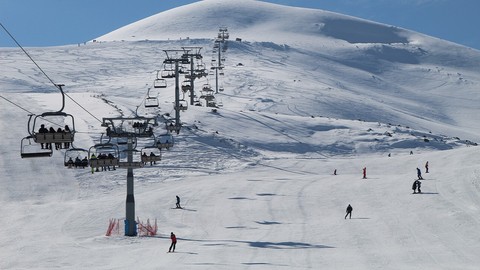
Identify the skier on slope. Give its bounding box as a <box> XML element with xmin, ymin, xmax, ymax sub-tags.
<box><xmin>345</xmin><ymin>204</ymin><xmax>353</xmax><ymax>219</ymax></box>
<box><xmin>168</xmin><ymin>232</ymin><xmax>177</xmax><ymax>252</ymax></box>
<box><xmin>176</xmin><ymin>195</ymin><xmax>181</xmax><ymax>209</ymax></box>
<box><xmin>417</xmin><ymin>168</ymin><xmax>423</xmax><ymax>180</ymax></box>
<box><xmin>412</xmin><ymin>179</ymin><xmax>422</xmax><ymax>193</ymax></box>
<box><xmin>416</xmin><ymin>180</ymin><xmax>422</xmax><ymax>193</ymax></box>
<box><xmin>362</xmin><ymin>167</ymin><xmax>367</xmax><ymax>179</ymax></box>
<box><xmin>425</xmin><ymin>161</ymin><xmax>429</xmax><ymax>173</ymax></box>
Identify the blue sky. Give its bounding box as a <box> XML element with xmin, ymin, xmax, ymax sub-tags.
<box><xmin>0</xmin><ymin>0</ymin><xmax>479</xmax><ymax>50</ymax></box>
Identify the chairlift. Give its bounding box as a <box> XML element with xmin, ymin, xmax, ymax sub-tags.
<box><xmin>153</xmin><ymin>78</ymin><xmax>167</xmax><ymax>88</ymax></box>
<box><xmin>64</xmin><ymin>148</ymin><xmax>89</xmax><ymax>169</ymax></box>
<box><xmin>161</xmin><ymin>70</ymin><xmax>175</xmax><ymax>79</ymax></box>
<box><xmin>202</xmin><ymin>84</ymin><xmax>213</xmax><ymax>92</ymax></box>
<box><xmin>30</xmin><ymin>112</ymin><xmax>75</xmax><ymax>146</ymax></box>
<box><xmin>145</xmin><ymin>97</ymin><xmax>159</xmax><ymax>108</ymax></box>
<box><xmin>207</xmin><ymin>100</ymin><xmax>218</xmax><ymax>108</ymax></box>
<box><xmin>118</xmin><ymin>149</ymin><xmax>144</xmax><ymax>169</ymax></box>
<box><xmin>175</xmin><ymin>99</ymin><xmax>188</xmax><ymax>111</ymax></box>
<box><xmin>165</xmin><ymin>121</ymin><xmax>181</xmax><ymax>133</ymax></box>
<box><xmin>104</xmin><ymin>117</ymin><xmax>156</xmax><ymax>138</ymax></box>
<box><xmin>20</xmin><ymin>136</ymin><xmax>53</xmax><ymax>158</ymax></box>
<box><xmin>196</xmin><ymin>69</ymin><xmax>208</xmax><ymax>78</ymax></box>
<box><xmin>141</xmin><ymin>146</ymin><xmax>162</xmax><ymax>165</ymax></box>
<box><xmin>116</xmin><ymin>137</ymin><xmax>128</xmax><ymax>145</ymax></box>
<box><xmin>23</xmin><ymin>84</ymin><xmax>76</xmax><ymax>157</ymax></box>
<box><xmin>88</xmin><ymin>143</ymin><xmax>120</xmax><ymax>172</ymax></box>
<box><xmin>163</xmin><ymin>63</ymin><xmax>175</xmax><ymax>71</ymax></box>
<box><xmin>181</xmin><ymin>81</ymin><xmax>192</xmax><ymax>92</ymax></box>
<box><xmin>178</xmin><ymin>66</ymin><xmax>189</xmax><ymax>74</ymax></box>
<box><xmin>156</xmin><ymin>133</ymin><xmax>175</xmax><ymax>150</ymax></box>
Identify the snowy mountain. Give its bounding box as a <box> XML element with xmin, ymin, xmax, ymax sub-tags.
<box><xmin>15</xmin><ymin>0</ymin><xmax>480</xmax><ymax>141</ymax></box>
<box><xmin>1</xmin><ymin>0</ymin><xmax>480</xmax><ymax>269</ymax></box>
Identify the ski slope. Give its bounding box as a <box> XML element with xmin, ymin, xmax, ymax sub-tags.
<box><xmin>1</xmin><ymin>0</ymin><xmax>480</xmax><ymax>269</ymax></box>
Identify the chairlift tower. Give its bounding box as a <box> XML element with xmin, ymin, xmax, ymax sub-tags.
<box><xmin>163</xmin><ymin>49</ymin><xmax>190</xmax><ymax>134</ymax></box>
<box><xmin>181</xmin><ymin>47</ymin><xmax>203</xmax><ymax>106</ymax></box>
<box><xmin>213</xmin><ymin>27</ymin><xmax>229</xmax><ymax>94</ymax></box>
<box><xmin>210</xmin><ymin>58</ymin><xmax>223</xmax><ymax>94</ymax></box>
<box><xmin>101</xmin><ymin>117</ymin><xmax>157</xmax><ymax>236</ymax></box>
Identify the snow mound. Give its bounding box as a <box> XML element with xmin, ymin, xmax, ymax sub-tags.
<box><xmin>95</xmin><ymin>0</ymin><xmax>413</xmax><ymax>46</ymax></box>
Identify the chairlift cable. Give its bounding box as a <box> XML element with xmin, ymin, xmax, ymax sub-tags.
<box><xmin>1</xmin><ymin>94</ymin><xmax>63</xmax><ymax>128</ymax></box>
<box><xmin>63</xmin><ymin>93</ymin><xmax>103</xmax><ymax>123</ymax></box>
<box><xmin>0</xmin><ymin>94</ymin><xmax>100</xmax><ymax>134</ymax></box>
<box><xmin>0</xmin><ymin>94</ymin><xmax>35</xmax><ymax>115</ymax></box>
<box><xmin>0</xmin><ymin>23</ymin><xmax>58</xmax><ymax>91</ymax></box>
<box><xmin>1</xmin><ymin>23</ymin><xmax>104</xmax><ymax>124</ymax></box>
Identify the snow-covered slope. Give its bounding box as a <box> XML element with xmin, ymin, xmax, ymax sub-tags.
<box><xmin>13</xmin><ymin>0</ymin><xmax>480</xmax><ymax>140</ymax></box>
<box><xmin>1</xmin><ymin>1</ymin><xmax>480</xmax><ymax>269</ymax></box>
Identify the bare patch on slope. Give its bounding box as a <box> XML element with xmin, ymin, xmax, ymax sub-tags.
<box><xmin>321</xmin><ymin>18</ymin><xmax>409</xmax><ymax>44</ymax></box>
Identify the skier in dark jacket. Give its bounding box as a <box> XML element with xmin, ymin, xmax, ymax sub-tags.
<box><xmin>168</xmin><ymin>232</ymin><xmax>177</xmax><ymax>252</ymax></box>
<box><xmin>412</xmin><ymin>179</ymin><xmax>422</xmax><ymax>193</ymax></box>
<box><xmin>176</xmin><ymin>195</ymin><xmax>181</xmax><ymax>209</ymax></box>
<box><xmin>416</xmin><ymin>168</ymin><xmax>423</xmax><ymax>180</ymax></box>
<box><xmin>345</xmin><ymin>204</ymin><xmax>353</xmax><ymax>219</ymax></box>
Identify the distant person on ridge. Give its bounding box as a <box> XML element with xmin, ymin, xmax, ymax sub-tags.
<box><xmin>362</xmin><ymin>167</ymin><xmax>367</xmax><ymax>179</ymax></box>
<box><xmin>345</xmin><ymin>204</ymin><xmax>353</xmax><ymax>219</ymax></box>
<box><xmin>425</xmin><ymin>161</ymin><xmax>429</xmax><ymax>173</ymax></box>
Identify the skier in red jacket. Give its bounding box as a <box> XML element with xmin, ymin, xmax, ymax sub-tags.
<box><xmin>168</xmin><ymin>232</ymin><xmax>177</xmax><ymax>252</ymax></box>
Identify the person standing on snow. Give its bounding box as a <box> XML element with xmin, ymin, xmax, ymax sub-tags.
<box><xmin>168</xmin><ymin>232</ymin><xmax>177</xmax><ymax>252</ymax></box>
<box><xmin>362</xmin><ymin>167</ymin><xmax>367</xmax><ymax>179</ymax></box>
<box><xmin>412</xmin><ymin>180</ymin><xmax>418</xmax><ymax>193</ymax></box>
<box><xmin>416</xmin><ymin>180</ymin><xmax>422</xmax><ymax>193</ymax></box>
<box><xmin>417</xmin><ymin>168</ymin><xmax>423</xmax><ymax>180</ymax></box>
<box><xmin>425</xmin><ymin>161</ymin><xmax>429</xmax><ymax>173</ymax></box>
<box><xmin>175</xmin><ymin>195</ymin><xmax>181</xmax><ymax>209</ymax></box>
<box><xmin>345</xmin><ymin>204</ymin><xmax>353</xmax><ymax>219</ymax></box>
